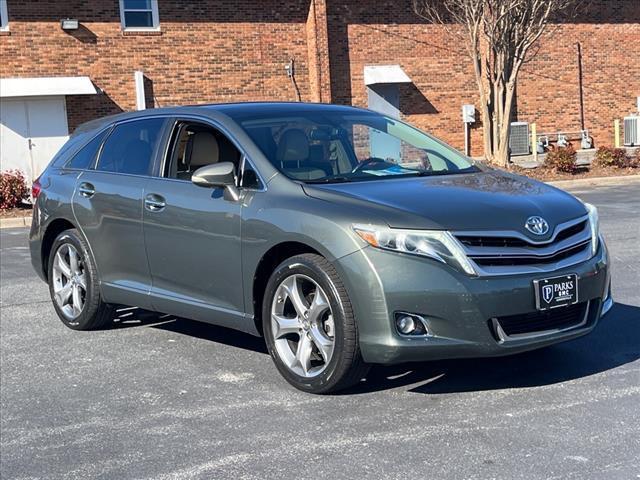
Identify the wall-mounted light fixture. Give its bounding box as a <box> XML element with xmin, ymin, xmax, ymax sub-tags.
<box><xmin>60</xmin><ymin>18</ymin><xmax>79</xmax><ymax>30</ymax></box>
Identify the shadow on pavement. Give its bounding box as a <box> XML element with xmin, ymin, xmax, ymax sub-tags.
<box><xmin>106</xmin><ymin>303</ymin><xmax>639</xmax><ymax>395</ymax></box>
<box><xmin>106</xmin><ymin>306</ymin><xmax>268</xmax><ymax>354</ymax></box>
<box><xmin>153</xmin><ymin>318</ymin><xmax>268</xmax><ymax>354</ymax></box>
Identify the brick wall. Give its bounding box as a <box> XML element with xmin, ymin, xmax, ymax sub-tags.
<box><xmin>326</xmin><ymin>0</ymin><xmax>640</xmax><ymax>155</ymax></box>
<box><xmin>1</xmin><ymin>0</ymin><xmax>313</xmax><ymax>130</ymax></box>
<box><xmin>1</xmin><ymin>0</ymin><xmax>638</xmax><ymax>156</ymax></box>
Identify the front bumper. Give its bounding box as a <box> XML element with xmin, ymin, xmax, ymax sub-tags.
<box><xmin>335</xmin><ymin>240</ymin><xmax>611</xmax><ymax>364</ymax></box>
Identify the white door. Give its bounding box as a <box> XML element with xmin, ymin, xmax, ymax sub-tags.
<box><xmin>0</xmin><ymin>100</ymin><xmax>31</xmax><ymax>177</ymax></box>
<box><xmin>0</xmin><ymin>97</ymin><xmax>69</xmax><ymax>184</ymax></box>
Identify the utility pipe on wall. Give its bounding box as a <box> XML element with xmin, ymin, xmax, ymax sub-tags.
<box><xmin>576</xmin><ymin>43</ymin><xmax>585</xmax><ymax>132</ymax></box>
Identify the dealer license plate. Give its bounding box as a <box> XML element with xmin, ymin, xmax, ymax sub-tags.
<box><xmin>533</xmin><ymin>274</ymin><xmax>578</xmax><ymax>310</ymax></box>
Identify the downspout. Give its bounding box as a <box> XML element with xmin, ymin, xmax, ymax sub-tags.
<box><xmin>576</xmin><ymin>42</ymin><xmax>585</xmax><ymax>131</ymax></box>
<box><xmin>307</xmin><ymin>0</ymin><xmax>323</xmax><ymax>102</ymax></box>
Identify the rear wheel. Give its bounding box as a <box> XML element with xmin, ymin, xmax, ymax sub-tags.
<box><xmin>263</xmin><ymin>254</ymin><xmax>369</xmax><ymax>393</ymax></box>
<box><xmin>48</xmin><ymin>229</ymin><xmax>115</xmax><ymax>330</ymax></box>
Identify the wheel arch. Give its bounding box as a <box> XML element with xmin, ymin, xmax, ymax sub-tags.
<box><xmin>41</xmin><ymin>218</ymin><xmax>78</xmax><ymax>281</ymax></box>
<box><xmin>252</xmin><ymin>241</ymin><xmax>323</xmax><ymax>335</ymax></box>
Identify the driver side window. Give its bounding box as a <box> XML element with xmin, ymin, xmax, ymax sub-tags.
<box><xmin>165</xmin><ymin>121</ymin><xmax>242</xmax><ymax>181</ymax></box>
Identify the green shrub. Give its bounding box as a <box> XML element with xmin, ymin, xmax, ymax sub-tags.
<box><xmin>0</xmin><ymin>170</ymin><xmax>29</xmax><ymax>210</ymax></box>
<box><xmin>544</xmin><ymin>146</ymin><xmax>577</xmax><ymax>173</ymax></box>
<box><xmin>593</xmin><ymin>146</ymin><xmax>628</xmax><ymax>168</ymax></box>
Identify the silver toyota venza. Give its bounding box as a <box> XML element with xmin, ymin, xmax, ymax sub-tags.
<box><xmin>30</xmin><ymin>103</ymin><xmax>612</xmax><ymax>393</ymax></box>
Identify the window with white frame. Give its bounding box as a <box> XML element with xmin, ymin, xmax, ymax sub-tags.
<box><xmin>119</xmin><ymin>0</ymin><xmax>159</xmax><ymax>30</ymax></box>
<box><xmin>0</xmin><ymin>0</ymin><xmax>9</xmax><ymax>31</ymax></box>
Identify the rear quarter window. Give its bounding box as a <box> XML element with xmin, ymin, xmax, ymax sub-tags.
<box><xmin>97</xmin><ymin>118</ymin><xmax>165</xmax><ymax>176</ymax></box>
<box><xmin>50</xmin><ymin>133</ymin><xmax>89</xmax><ymax>168</ymax></box>
<box><xmin>66</xmin><ymin>129</ymin><xmax>110</xmax><ymax>170</ymax></box>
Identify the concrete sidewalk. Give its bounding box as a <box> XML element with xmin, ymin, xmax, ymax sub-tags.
<box><xmin>548</xmin><ymin>174</ymin><xmax>640</xmax><ymax>188</ymax></box>
<box><xmin>0</xmin><ymin>216</ymin><xmax>32</xmax><ymax>229</ymax></box>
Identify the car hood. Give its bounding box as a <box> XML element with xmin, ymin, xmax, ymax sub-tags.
<box><xmin>302</xmin><ymin>170</ymin><xmax>587</xmax><ymax>234</ymax></box>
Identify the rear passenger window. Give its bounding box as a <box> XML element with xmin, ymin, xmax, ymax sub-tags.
<box><xmin>97</xmin><ymin>118</ymin><xmax>165</xmax><ymax>175</ymax></box>
<box><xmin>67</xmin><ymin>129</ymin><xmax>109</xmax><ymax>170</ymax></box>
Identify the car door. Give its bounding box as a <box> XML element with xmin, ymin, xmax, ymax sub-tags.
<box><xmin>72</xmin><ymin>117</ymin><xmax>167</xmax><ymax>309</ymax></box>
<box><xmin>142</xmin><ymin>119</ymin><xmax>248</xmax><ymax>331</ymax></box>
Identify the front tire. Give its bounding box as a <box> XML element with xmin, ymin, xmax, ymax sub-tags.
<box><xmin>263</xmin><ymin>254</ymin><xmax>369</xmax><ymax>394</ymax></box>
<box><xmin>48</xmin><ymin>228</ymin><xmax>115</xmax><ymax>330</ymax></box>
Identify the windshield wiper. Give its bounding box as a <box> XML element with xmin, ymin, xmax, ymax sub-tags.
<box><xmin>305</xmin><ymin>176</ymin><xmax>353</xmax><ymax>184</ymax></box>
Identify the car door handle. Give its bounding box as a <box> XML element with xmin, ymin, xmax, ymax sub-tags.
<box><xmin>144</xmin><ymin>194</ymin><xmax>166</xmax><ymax>212</ymax></box>
<box><xmin>78</xmin><ymin>182</ymin><xmax>95</xmax><ymax>198</ymax></box>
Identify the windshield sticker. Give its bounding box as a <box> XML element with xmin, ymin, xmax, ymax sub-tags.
<box><xmin>362</xmin><ymin>165</ymin><xmax>416</xmax><ymax>176</ymax></box>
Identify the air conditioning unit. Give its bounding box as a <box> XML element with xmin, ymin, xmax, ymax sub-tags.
<box><xmin>509</xmin><ymin>122</ymin><xmax>530</xmax><ymax>156</ymax></box>
<box><xmin>624</xmin><ymin>116</ymin><xmax>640</xmax><ymax>146</ymax></box>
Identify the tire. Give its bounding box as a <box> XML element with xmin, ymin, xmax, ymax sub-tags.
<box><xmin>47</xmin><ymin>228</ymin><xmax>115</xmax><ymax>330</ymax></box>
<box><xmin>262</xmin><ymin>253</ymin><xmax>369</xmax><ymax>394</ymax></box>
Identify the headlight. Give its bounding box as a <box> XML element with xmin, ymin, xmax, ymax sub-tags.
<box><xmin>585</xmin><ymin>202</ymin><xmax>599</xmax><ymax>256</ymax></box>
<box><xmin>353</xmin><ymin>224</ymin><xmax>477</xmax><ymax>275</ymax></box>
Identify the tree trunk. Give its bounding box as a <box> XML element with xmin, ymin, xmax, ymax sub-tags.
<box><xmin>495</xmin><ymin>81</ymin><xmax>517</xmax><ymax>167</ymax></box>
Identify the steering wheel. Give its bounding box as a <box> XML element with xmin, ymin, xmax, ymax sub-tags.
<box><xmin>351</xmin><ymin>157</ymin><xmax>388</xmax><ymax>173</ymax></box>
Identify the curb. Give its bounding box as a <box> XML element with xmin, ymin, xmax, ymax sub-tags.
<box><xmin>547</xmin><ymin>174</ymin><xmax>640</xmax><ymax>188</ymax></box>
<box><xmin>0</xmin><ymin>216</ymin><xmax>32</xmax><ymax>229</ymax></box>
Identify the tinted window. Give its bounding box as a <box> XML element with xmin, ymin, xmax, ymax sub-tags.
<box><xmin>67</xmin><ymin>129</ymin><xmax>109</xmax><ymax>170</ymax></box>
<box><xmin>97</xmin><ymin>118</ymin><xmax>165</xmax><ymax>175</ymax></box>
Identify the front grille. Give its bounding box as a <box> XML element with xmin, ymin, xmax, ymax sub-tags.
<box><xmin>457</xmin><ymin>221</ymin><xmax>586</xmax><ymax>249</ymax></box>
<box><xmin>493</xmin><ymin>302</ymin><xmax>588</xmax><ymax>337</ymax></box>
<box><xmin>454</xmin><ymin>216</ymin><xmax>591</xmax><ymax>275</ymax></box>
<box><xmin>472</xmin><ymin>241</ymin><xmax>590</xmax><ymax>267</ymax></box>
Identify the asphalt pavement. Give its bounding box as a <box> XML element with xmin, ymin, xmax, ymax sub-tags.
<box><xmin>1</xmin><ymin>181</ymin><xmax>639</xmax><ymax>479</ymax></box>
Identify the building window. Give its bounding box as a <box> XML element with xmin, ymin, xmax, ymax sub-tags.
<box><xmin>0</xmin><ymin>0</ymin><xmax>9</xmax><ymax>31</ymax></box>
<box><xmin>119</xmin><ymin>0</ymin><xmax>159</xmax><ymax>31</ymax></box>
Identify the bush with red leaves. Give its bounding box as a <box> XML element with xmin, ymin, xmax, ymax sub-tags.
<box><xmin>593</xmin><ymin>146</ymin><xmax>629</xmax><ymax>168</ymax></box>
<box><xmin>0</xmin><ymin>170</ymin><xmax>29</xmax><ymax>210</ymax></box>
<box><xmin>544</xmin><ymin>146</ymin><xmax>577</xmax><ymax>173</ymax></box>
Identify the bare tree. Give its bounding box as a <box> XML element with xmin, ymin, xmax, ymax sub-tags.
<box><xmin>413</xmin><ymin>0</ymin><xmax>581</xmax><ymax>166</ymax></box>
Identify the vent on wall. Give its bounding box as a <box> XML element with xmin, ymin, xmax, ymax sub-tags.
<box><xmin>509</xmin><ymin>122</ymin><xmax>530</xmax><ymax>156</ymax></box>
<box><xmin>624</xmin><ymin>116</ymin><xmax>640</xmax><ymax>147</ymax></box>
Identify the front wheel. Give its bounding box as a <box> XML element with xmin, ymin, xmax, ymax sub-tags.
<box><xmin>262</xmin><ymin>254</ymin><xmax>369</xmax><ymax>394</ymax></box>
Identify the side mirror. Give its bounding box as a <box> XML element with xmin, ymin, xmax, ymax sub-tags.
<box><xmin>192</xmin><ymin>162</ymin><xmax>239</xmax><ymax>201</ymax></box>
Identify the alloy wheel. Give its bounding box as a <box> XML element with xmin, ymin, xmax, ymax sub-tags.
<box><xmin>270</xmin><ymin>274</ymin><xmax>335</xmax><ymax>378</ymax></box>
<box><xmin>52</xmin><ymin>243</ymin><xmax>87</xmax><ymax>319</ymax></box>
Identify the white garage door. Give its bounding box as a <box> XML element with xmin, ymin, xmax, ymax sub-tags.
<box><xmin>0</xmin><ymin>96</ymin><xmax>69</xmax><ymax>184</ymax></box>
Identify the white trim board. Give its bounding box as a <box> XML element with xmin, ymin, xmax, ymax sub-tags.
<box><xmin>0</xmin><ymin>76</ymin><xmax>97</xmax><ymax>98</ymax></box>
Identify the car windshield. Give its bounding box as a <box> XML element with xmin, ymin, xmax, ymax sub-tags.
<box><xmin>232</xmin><ymin>109</ymin><xmax>480</xmax><ymax>183</ymax></box>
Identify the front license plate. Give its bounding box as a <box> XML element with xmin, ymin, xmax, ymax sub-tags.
<box><xmin>533</xmin><ymin>274</ymin><xmax>578</xmax><ymax>310</ymax></box>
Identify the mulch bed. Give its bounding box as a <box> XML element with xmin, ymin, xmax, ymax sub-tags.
<box><xmin>509</xmin><ymin>164</ymin><xmax>640</xmax><ymax>182</ymax></box>
<box><xmin>0</xmin><ymin>204</ymin><xmax>33</xmax><ymax>219</ymax></box>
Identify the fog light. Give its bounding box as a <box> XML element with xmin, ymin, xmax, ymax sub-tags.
<box><xmin>397</xmin><ymin>315</ymin><xmax>416</xmax><ymax>334</ymax></box>
<box><xmin>395</xmin><ymin>312</ymin><xmax>430</xmax><ymax>336</ymax></box>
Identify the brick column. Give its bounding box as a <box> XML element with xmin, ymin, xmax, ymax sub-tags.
<box><xmin>306</xmin><ymin>0</ymin><xmax>332</xmax><ymax>103</ymax></box>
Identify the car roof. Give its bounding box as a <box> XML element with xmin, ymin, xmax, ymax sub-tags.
<box><xmin>200</xmin><ymin>101</ymin><xmax>371</xmax><ymax>115</ymax></box>
<box><xmin>72</xmin><ymin>102</ymin><xmax>374</xmax><ymax>135</ymax></box>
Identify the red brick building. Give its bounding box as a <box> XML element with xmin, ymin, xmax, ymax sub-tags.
<box><xmin>1</xmin><ymin>0</ymin><xmax>639</xmax><ymax>183</ymax></box>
